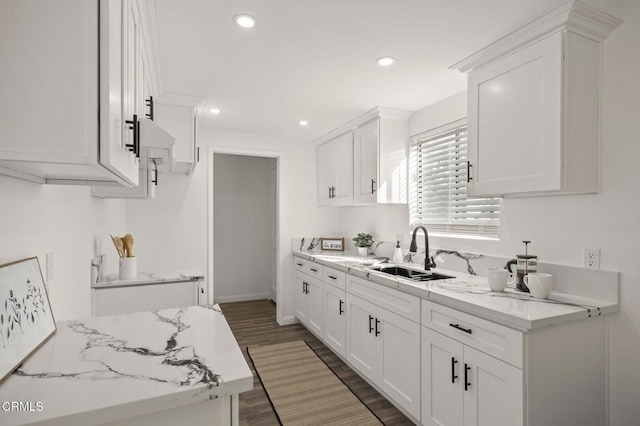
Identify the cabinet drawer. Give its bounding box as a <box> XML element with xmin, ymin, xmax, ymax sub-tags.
<box><xmin>422</xmin><ymin>300</ymin><xmax>523</xmax><ymax>368</ymax></box>
<box><xmin>304</xmin><ymin>262</ymin><xmax>324</xmax><ymax>279</ymax></box>
<box><xmin>324</xmin><ymin>266</ymin><xmax>346</xmax><ymax>290</ymax></box>
<box><xmin>347</xmin><ymin>275</ymin><xmax>420</xmax><ymax>323</ymax></box>
<box><xmin>294</xmin><ymin>256</ymin><xmax>306</xmax><ymax>272</ymax></box>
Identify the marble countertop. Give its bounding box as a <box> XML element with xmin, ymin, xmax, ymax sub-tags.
<box><xmin>0</xmin><ymin>305</ymin><xmax>253</xmax><ymax>425</ymax></box>
<box><xmin>294</xmin><ymin>250</ymin><xmax>618</xmax><ymax>331</ymax></box>
<box><xmin>93</xmin><ymin>271</ymin><xmax>204</xmax><ymax>289</ymax></box>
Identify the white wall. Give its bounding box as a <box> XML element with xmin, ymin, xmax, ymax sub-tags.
<box><xmin>0</xmin><ymin>176</ymin><xmax>126</xmax><ymax>320</ymax></box>
<box><xmin>213</xmin><ymin>154</ymin><xmax>275</xmax><ymax>302</ymax></box>
<box><xmin>338</xmin><ymin>2</ymin><xmax>640</xmax><ymax>423</ymax></box>
<box><xmin>124</xmin><ymin>126</ymin><xmax>341</xmax><ymax>324</ymax></box>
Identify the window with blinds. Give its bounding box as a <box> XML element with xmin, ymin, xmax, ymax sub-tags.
<box><xmin>409</xmin><ymin>119</ymin><xmax>500</xmax><ymax>238</ymax></box>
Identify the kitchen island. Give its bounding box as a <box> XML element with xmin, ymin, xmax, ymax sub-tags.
<box><xmin>0</xmin><ymin>305</ymin><xmax>252</xmax><ymax>426</ymax></box>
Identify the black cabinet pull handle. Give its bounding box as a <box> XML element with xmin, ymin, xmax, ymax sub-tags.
<box><xmin>197</xmin><ymin>146</ymin><xmax>200</xmax><ymax>163</ymax></box>
<box><xmin>328</xmin><ymin>275</ymin><xmax>337</xmax><ymax>280</ymax></box>
<box><xmin>451</xmin><ymin>358</ymin><xmax>458</xmax><ymax>383</ymax></box>
<box><xmin>145</xmin><ymin>96</ymin><xmax>154</xmax><ymax>120</ymax></box>
<box><xmin>339</xmin><ymin>300</ymin><xmax>344</xmax><ymax>315</ymax></box>
<box><xmin>125</xmin><ymin>114</ymin><xmax>140</xmax><ymax>157</ymax></box>
<box><xmin>467</xmin><ymin>161</ymin><xmax>472</xmax><ymax>182</ymax></box>
<box><xmin>329</xmin><ymin>186</ymin><xmax>332</xmax><ymax>199</ymax></box>
<box><xmin>303</xmin><ymin>281</ymin><xmax>308</xmax><ymax>294</ymax></box>
<box><xmin>151</xmin><ymin>161</ymin><xmax>158</xmax><ymax>186</ymax></box>
<box><xmin>375</xmin><ymin>318</ymin><xmax>381</xmax><ymax>336</ymax></box>
<box><xmin>310</xmin><ymin>267</ymin><xmax>318</xmax><ymax>272</ymax></box>
<box><xmin>449</xmin><ymin>323</ymin><xmax>472</xmax><ymax>334</ymax></box>
<box><xmin>296</xmin><ymin>262</ymin><xmax>303</xmax><ymax>267</ymax></box>
<box><xmin>371</xmin><ymin>178</ymin><xmax>376</xmax><ymax>193</ymax></box>
<box><xmin>464</xmin><ymin>364</ymin><xmax>471</xmax><ymax>390</ymax></box>
<box><xmin>368</xmin><ymin>315</ymin><xmax>374</xmax><ymax>333</ymax></box>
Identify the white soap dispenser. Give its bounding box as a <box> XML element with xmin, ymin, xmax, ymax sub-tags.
<box><xmin>392</xmin><ymin>241</ymin><xmax>403</xmax><ymax>264</ymax></box>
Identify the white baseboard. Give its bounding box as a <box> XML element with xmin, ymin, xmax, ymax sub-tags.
<box><xmin>278</xmin><ymin>315</ymin><xmax>298</xmax><ymax>326</ymax></box>
<box><xmin>214</xmin><ymin>292</ymin><xmax>270</xmax><ymax>304</ymax></box>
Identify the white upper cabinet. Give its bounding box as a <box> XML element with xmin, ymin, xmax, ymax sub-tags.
<box><xmin>317</xmin><ymin>107</ymin><xmax>410</xmax><ymax>207</ymax></box>
<box><xmin>317</xmin><ymin>131</ymin><xmax>354</xmax><ymax>206</ymax></box>
<box><xmin>354</xmin><ymin>110</ymin><xmax>411</xmax><ymax>204</ymax></box>
<box><xmin>0</xmin><ymin>0</ymin><xmax>154</xmax><ymax>186</ymax></box>
<box><xmin>155</xmin><ymin>103</ymin><xmax>200</xmax><ymax>174</ymax></box>
<box><xmin>452</xmin><ymin>2</ymin><xmax>621</xmax><ymax>197</ymax></box>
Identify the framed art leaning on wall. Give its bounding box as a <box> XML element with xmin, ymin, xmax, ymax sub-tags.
<box><xmin>0</xmin><ymin>257</ymin><xmax>56</xmax><ymax>383</ymax></box>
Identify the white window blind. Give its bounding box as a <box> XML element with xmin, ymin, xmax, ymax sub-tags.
<box><xmin>409</xmin><ymin>119</ymin><xmax>500</xmax><ymax>238</ymax></box>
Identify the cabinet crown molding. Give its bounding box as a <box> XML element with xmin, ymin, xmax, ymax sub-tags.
<box><xmin>313</xmin><ymin>106</ymin><xmax>411</xmax><ymax>146</ymax></box>
<box><xmin>450</xmin><ymin>0</ymin><xmax>622</xmax><ymax>74</ymax></box>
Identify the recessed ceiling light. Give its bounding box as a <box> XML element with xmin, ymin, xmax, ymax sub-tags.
<box><xmin>299</xmin><ymin>120</ymin><xmax>309</xmax><ymax>126</ymax></box>
<box><xmin>376</xmin><ymin>56</ymin><xmax>396</xmax><ymax>67</ymax></box>
<box><xmin>210</xmin><ymin>108</ymin><xmax>221</xmax><ymax>115</ymax></box>
<box><xmin>234</xmin><ymin>14</ymin><xmax>256</xmax><ymax>28</ymax></box>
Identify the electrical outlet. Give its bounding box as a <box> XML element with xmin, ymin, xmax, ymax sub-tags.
<box><xmin>583</xmin><ymin>248</ymin><xmax>600</xmax><ymax>269</ymax></box>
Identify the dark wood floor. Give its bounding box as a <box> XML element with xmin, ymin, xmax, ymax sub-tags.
<box><xmin>219</xmin><ymin>299</ymin><xmax>414</xmax><ymax>426</ymax></box>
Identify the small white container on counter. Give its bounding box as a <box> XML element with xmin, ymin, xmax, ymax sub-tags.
<box><xmin>119</xmin><ymin>257</ymin><xmax>137</xmax><ymax>280</ymax></box>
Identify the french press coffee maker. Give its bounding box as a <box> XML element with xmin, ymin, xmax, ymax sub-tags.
<box><xmin>505</xmin><ymin>240</ymin><xmax>538</xmax><ymax>292</ymax></box>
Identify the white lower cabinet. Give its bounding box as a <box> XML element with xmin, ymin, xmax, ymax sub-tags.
<box><xmin>346</xmin><ymin>293</ymin><xmax>421</xmax><ymax>419</ymax></box>
<box><xmin>293</xmin><ymin>259</ymin><xmax>607</xmax><ymax>426</ymax></box>
<box><xmin>323</xmin><ymin>283</ymin><xmax>346</xmax><ymax>357</ymax></box>
<box><xmin>294</xmin><ymin>274</ymin><xmax>309</xmax><ymax>324</ymax></box>
<box><xmin>421</xmin><ymin>327</ymin><xmax>522</xmax><ymax>426</ymax></box>
<box><xmin>294</xmin><ymin>272</ymin><xmax>323</xmax><ymax>336</ymax></box>
<box><xmin>346</xmin><ymin>293</ymin><xmax>378</xmax><ymax>380</ymax></box>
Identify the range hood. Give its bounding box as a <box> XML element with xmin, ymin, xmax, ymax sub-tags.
<box><xmin>139</xmin><ymin>119</ymin><xmax>176</xmax><ymax>172</ymax></box>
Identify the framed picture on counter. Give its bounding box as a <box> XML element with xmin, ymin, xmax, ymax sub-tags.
<box><xmin>320</xmin><ymin>237</ymin><xmax>345</xmax><ymax>251</ymax></box>
<box><xmin>0</xmin><ymin>257</ymin><xmax>56</xmax><ymax>383</ymax></box>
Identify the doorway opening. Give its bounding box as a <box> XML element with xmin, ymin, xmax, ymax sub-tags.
<box><xmin>211</xmin><ymin>153</ymin><xmax>278</xmax><ymax>304</ymax></box>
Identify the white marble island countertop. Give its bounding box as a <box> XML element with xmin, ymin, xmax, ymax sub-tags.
<box><xmin>0</xmin><ymin>305</ymin><xmax>252</xmax><ymax>426</ymax></box>
<box><xmin>294</xmin><ymin>250</ymin><xmax>619</xmax><ymax>331</ymax></box>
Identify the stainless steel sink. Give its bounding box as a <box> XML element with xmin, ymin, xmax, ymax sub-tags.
<box><xmin>368</xmin><ymin>266</ymin><xmax>454</xmax><ymax>282</ymax></box>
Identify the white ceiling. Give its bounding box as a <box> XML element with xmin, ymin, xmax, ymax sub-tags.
<box><xmin>154</xmin><ymin>0</ymin><xmax>569</xmax><ymax>142</ymax></box>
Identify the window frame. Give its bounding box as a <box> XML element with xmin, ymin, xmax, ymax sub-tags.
<box><xmin>409</xmin><ymin>118</ymin><xmax>500</xmax><ymax>239</ymax></box>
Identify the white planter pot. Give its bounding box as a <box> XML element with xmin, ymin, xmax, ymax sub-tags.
<box><xmin>357</xmin><ymin>247</ymin><xmax>368</xmax><ymax>257</ymax></box>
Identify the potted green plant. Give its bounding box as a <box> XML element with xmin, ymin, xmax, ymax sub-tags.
<box><xmin>353</xmin><ymin>233</ymin><xmax>373</xmax><ymax>257</ymax></box>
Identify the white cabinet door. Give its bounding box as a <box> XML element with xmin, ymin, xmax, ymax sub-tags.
<box><xmin>100</xmin><ymin>0</ymin><xmax>139</xmax><ymax>185</ymax></box>
<box><xmin>422</xmin><ymin>327</ymin><xmax>464</xmax><ymax>426</ymax></box>
<box><xmin>0</xmin><ymin>0</ymin><xmax>138</xmax><ymax>185</ymax></box>
<box><xmin>323</xmin><ymin>284</ymin><xmax>346</xmax><ymax>357</ymax></box>
<box><xmin>354</xmin><ymin>118</ymin><xmax>379</xmax><ymax>204</ymax></box>
<box><xmin>377</xmin><ymin>307</ymin><xmax>421</xmax><ymax>419</ymax></box>
<box><xmin>467</xmin><ymin>32</ymin><xmax>563</xmax><ymax>196</ymax></box>
<box><xmin>317</xmin><ymin>139</ymin><xmax>335</xmax><ymax>205</ymax></box>
<box><xmin>317</xmin><ymin>131</ymin><xmax>353</xmax><ymax>206</ymax></box>
<box><xmin>333</xmin><ymin>132</ymin><xmax>354</xmax><ymax>204</ymax></box>
<box><xmin>345</xmin><ymin>294</ymin><xmax>377</xmax><ymax>381</ymax></box>
<box><xmin>463</xmin><ymin>346</ymin><xmax>523</xmax><ymax>426</ymax></box>
<box><xmin>294</xmin><ymin>274</ymin><xmax>309</xmax><ymax>325</ymax></box>
<box><xmin>307</xmin><ymin>277</ymin><xmax>323</xmax><ymax>336</ymax></box>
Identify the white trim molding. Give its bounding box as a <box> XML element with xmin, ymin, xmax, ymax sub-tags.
<box><xmin>451</xmin><ymin>0</ymin><xmax>622</xmax><ymax>74</ymax></box>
